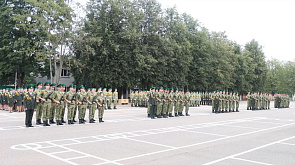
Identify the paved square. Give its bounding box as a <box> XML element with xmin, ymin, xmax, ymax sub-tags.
<box><xmin>1</xmin><ymin>101</ymin><xmax>295</xmax><ymax>165</ymax></box>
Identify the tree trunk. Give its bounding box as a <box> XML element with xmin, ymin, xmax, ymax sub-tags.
<box><xmin>49</xmin><ymin>54</ymin><xmax>53</xmax><ymax>84</ymax></box>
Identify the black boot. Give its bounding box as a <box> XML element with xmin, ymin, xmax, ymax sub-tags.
<box><xmin>90</xmin><ymin>119</ymin><xmax>95</xmax><ymax>123</ymax></box>
<box><xmin>114</xmin><ymin>107</ymin><xmax>117</xmax><ymax>109</ymax></box>
<box><xmin>175</xmin><ymin>113</ymin><xmax>179</xmax><ymax>117</ymax></box>
<box><xmin>157</xmin><ymin>115</ymin><xmax>162</xmax><ymax>118</ymax></box>
<box><xmin>71</xmin><ymin>120</ymin><xmax>75</xmax><ymax>124</ymax></box>
<box><xmin>68</xmin><ymin>120</ymin><xmax>71</xmax><ymax>125</ymax></box>
<box><xmin>59</xmin><ymin>120</ymin><xmax>63</xmax><ymax>125</ymax></box>
<box><xmin>36</xmin><ymin>120</ymin><xmax>41</xmax><ymax>125</ymax></box>
<box><xmin>49</xmin><ymin>119</ymin><xmax>56</xmax><ymax>124</ymax></box>
<box><xmin>82</xmin><ymin>119</ymin><xmax>86</xmax><ymax>123</ymax></box>
<box><xmin>169</xmin><ymin>113</ymin><xmax>174</xmax><ymax>117</ymax></box>
<box><xmin>99</xmin><ymin>118</ymin><xmax>104</xmax><ymax>122</ymax></box>
<box><xmin>147</xmin><ymin>114</ymin><xmax>150</xmax><ymax>117</ymax></box>
<box><xmin>179</xmin><ymin>112</ymin><xmax>184</xmax><ymax>116</ymax></box>
<box><xmin>79</xmin><ymin>119</ymin><xmax>84</xmax><ymax>124</ymax></box>
<box><xmin>131</xmin><ymin>104</ymin><xmax>134</xmax><ymax>107</ymax></box>
<box><xmin>163</xmin><ymin>114</ymin><xmax>168</xmax><ymax>118</ymax></box>
<box><xmin>93</xmin><ymin>119</ymin><xmax>96</xmax><ymax>121</ymax></box>
<box><xmin>73</xmin><ymin>118</ymin><xmax>77</xmax><ymax>122</ymax></box>
<box><xmin>56</xmin><ymin>120</ymin><xmax>60</xmax><ymax>125</ymax></box>
<box><xmin>43</xmin><ymin>120</ymin><xmax>50</xmax><ymax>126</ymax></box>
<box><xmin>186</xmin><ymin>113</ymin><xmax>190</xmax><ymax>116</ymax></box>
<box><xmin>108</xmin><ymin>107</ymin><xmax>112</xmax><ymax>110</ymax></box>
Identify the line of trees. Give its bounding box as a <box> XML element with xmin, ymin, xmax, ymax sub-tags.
<box><xmin>0</xmin><ymin>0</ymin><xmax>294</xmax><ymax>95</ymax></box>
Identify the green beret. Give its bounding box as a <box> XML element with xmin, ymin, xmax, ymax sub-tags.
<box><xmin>27</xmin><ymin>84</ymin><xmax>34</xmax><ymax>89</ymax></box>
<box><xmin>100</xmin><ymin>91</ymin><xmax>103</xmax><ymax>94</ymax></box>
<box><xmin>114</xmin><ymin>88</ymin><xmax>117</xmax><ymax>90</ymax></box>
<box><xmin>37</xmin><ymin>82</ymin><xmax>43</xmax><ymax>86</ymax></box>
<box><xmin>50</xmin><ymin>83</ymin><xmax>56</xmax><ymax>86</ymax></box>
<box><xmin>69</xmin><ymin>84</ymin><xmax>74</xmax><ymax>88</ymax></box>
<box><xmin>159</xmin><ymin>86</ymin><xmax>163</xmax><ymax>89</ymax></box>
<box><xmin>170</xmin><ymin>88</ymin><xmax>174</xmax><ymax>90</ymax></box>
<box><xmin>152</xmin><ymin>87</ymin><xmax>155</xmax><ymax>89</ymax></box>
<box><xmin>57</xmin><ymin>84</ymin><xmax>62</xmax><ymax>87</ymax></box>
<box><xmin>108</xmin><ymin>88</ymin><xmax>112</xmax><ymax>90</ymax></box>
<box><xmin>103</xmin><ymin>88</ymin><xmax>106</xmax><ymax>90</ymax></box>
<box><xmin>44</xmin><ymin>82</ymin><xmax>50</xmax><ymax>86</ymax></box>
<box><xmin>97</xmin><ymin>87</ymin><xmax>101</xmax><ymax>90</ymax></box>
<box><xmin>73</xmin><ymin>85</ymin><xmax>76</xmax><ymax>88</ymax></box>
<box><xmin>175</xmin><ymin>88</ymin><xmax>178</xmax><ymax>90</ymax></box>
<box><xmin>79</xmin><ymin>85</ymin><xmax>85</xmax><ymax>89</ymax></box>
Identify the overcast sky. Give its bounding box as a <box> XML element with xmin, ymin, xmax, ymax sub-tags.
<box><xmin>77</xmin><ymin>0</ymin><xmax>295</xmax><ymax>62</ymax></box>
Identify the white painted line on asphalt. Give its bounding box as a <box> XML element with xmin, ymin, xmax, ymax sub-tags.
<box><xmin>202</xmin><ymin>135</ymin><xmax>295</xmax><ymax>165</ymax></box>
<box><xmin>182</xmin><ymin>130</ymin><xmax>228</xmax><ymax>137</ymax></box>
<box><xmin>231</xmin><ymin>157</ymin><xmax>274</xmax><ymax>165</ymax></box>
<box><xmin>47</xmin><ymin>142</ymin><xmax>124</xmax><ymax>165</ymax></box>
<box><xmin>279</xmin><ymin>142</ymin><xmax>295</xmax><ymax>146</ymax></box>
<box><xmin>221</xmin><ymin>125</ymin><xmax>260</xmax><ymax>130</ymax></box>
<box><xmin>66</xmin><ymin>155</ymin><xmax>89</xmax><ymax>161</ymax></box>
<box><xmin>49</xmin><ymin>150</ymin><xmax>72</xmax><ymax>155</ymax></box>
<box><xmin>112</xmin><ymin>123</ymin><xmax>295</xmax><ymax>163</ymax></box>
<box><xmin>124</xmin><ymin>137</ymin><xmax>177</xmax><ymax>149</ymax></box>
<box><xmin>251</xmin><ymin>120</ymin><xmax>286</xmax><ymax>125</ymax></box>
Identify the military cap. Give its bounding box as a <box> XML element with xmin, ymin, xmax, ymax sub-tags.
<box><xmin>73</xmin><ymin>85</ymin><xmax>77</xmax><ymax>88</ymax></box>
<box><xmin>152</xmin><ymin>87</ymin><xmax>156</xmax><ymax>89</ymax></box>
<box><xmin>150</xmin><ymin>86</ymin><xmax>154</xmax><ymax>89</ymax></box>
<box><xmin>103</xmin><ymin>88</ymin><xmax>106</xmax><ymax>90</ymax></box>
<box><xmin>50</xmin><ymin>83</ymin><xmax>56</xmax><ymax>86</ymax></box>
<box><xmin>175</xmin><ymin>88</ymin><xmax>178</xmax><ymax>90</ymax></box>
<box><xmin>108</xmin><ymin>88</ymin><xmax>112</xmax><ymax>90</ymax></box>
<box><xmin>37</xmin><ymin>82</ymin><xmax>43</xmax><ymax>86</ymax></box>
<box><xmin>79</xmin><ymin>85</ymin><xmax>85</xmax><ymax>89</ymax></box>
<box><xmin>186</xmin><ymin>90</ymin><xmax>189</xmax><ymax>92</ymax></box>
<box><xmin>97</xmin><ymin>87</ymin><xmax>101</xmax><ymax>90</ymax></box>
<box><xmin>100</xmin><ymin>91</ymin><xmax>103</xmax><ymax>94</ymax></box>
<box><xmin>69</xmin><ymin>84</ymin><xmax>74</xmax><ymax>88</ymax></box>
<box><xmin>57</xmin><ymin>84</ymin><xmax>62</xmax><ymax>87</ymax></box>
<box><xmin>44</xmin><ymin>82</ymin><xmax>50</xmax><ymax>86</ymax></box>
<box><xmin>26</xmin><ymin>84</ymin><xmax>34</xmax><ymax>89</ymax></box>
<box><xmin>114</xmin><ymin>88</ymin><xmax>117</xmax><ymax>90</ymax></box>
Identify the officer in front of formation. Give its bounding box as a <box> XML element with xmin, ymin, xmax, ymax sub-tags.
<box><xmin>24</xmin><ymin>84</ymin><xmax>36</xmax><ymax>127</ymax></box>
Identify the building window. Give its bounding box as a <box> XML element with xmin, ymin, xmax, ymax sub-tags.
<box><xmin>61</xmin><ymin>69</ymin><xmax>70</xmax><ymax>77</ymax></box>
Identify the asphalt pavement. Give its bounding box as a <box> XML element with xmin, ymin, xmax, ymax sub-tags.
<box><xmin>1</xmin><ymin>101</ymin><xmax>295</xmax><ymax>165</ymax></box>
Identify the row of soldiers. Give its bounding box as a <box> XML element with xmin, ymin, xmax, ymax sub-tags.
<box><xmin>130</xmin><ymin>89</ymin><xmax>202</xmax><ymax>108</ymax></box>
<box><xmin>138</xmin><ymin>87</ymin><xmax>192</xmax><ymax>119</ymax></box>
<box><xmin>274</xmin><ymin>93</ymin><xmax>290</xmax><ymax>108</ymax></box>
<box><xmin>0</xmin><ymin>88</ymin><xmax>28</xmax><ymax>113</ymax></box>
<box><xmin>9</xmin><ymin>82</ymin><xmax>119</xmax><ymax>127</ymax></box>
<box><xmin>211</xmin><ymin>90</ymin><xmax>240</xmax><ymax>113</ymax></box>
<box><xmin>246</xmin><ymin>92</ymin><xmax>271</xmax><ymax>110</ymax></box>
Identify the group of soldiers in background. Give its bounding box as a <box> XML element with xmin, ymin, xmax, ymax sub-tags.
<box><xmin>0</xmin><ymin>87</ymin><xmax>28</xmax><ymax>113</ymax></box>
<box><xmin>130</xmin><ymin>89</ymin><xmax>202</xmax><ymax>108</ymax></box>
<box><xmin>246</xmin><ymin>92</ymin><xmax>271</xmax><ymax>110</ymax></box>
<box><xmin>1</xmin><ymin>82</ymin><xmax>119</xmax><ymax>127</ymax></box>
<box><xmin>274</xmin><ymin>93</ymin><xmax>290</xmax><ymax>108</ymax></box>
<box><xmin>143</xmin><ymin>87</ymin><xmax>192</xmax><ymax>119</ymax></box>
<box><xmin>211</xmin><ymin>90</ymin><xmax>240</xmax><ymax>113</ymax></box>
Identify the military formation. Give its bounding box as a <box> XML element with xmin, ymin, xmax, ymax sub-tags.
<box><xmin>210</xmin><ymin>90</ymin><xmax>240</xmax><ymax>113</ymax></box>
<box><xmin>274</xmin><ymin>93</ymin><xmax>290</xmax><ymax>108</ymax></box>
<box><xmin>0</xmin><ymin>87</ymin><xmax>28</xmax><ymax>113</ymax></box>
<box><xmin>0</xmin><ymin>82</ymin><xmax>119</xmax><ymax>127</ymax></box>
<box><xmin>246</xmin><ymin>92</ymin><xmax>271</xmax><ymax>110</ymax></box>
<box><xmin>131</xmin><ymin>87</ymin><xmax>203</xmax><ymax>119</ymax></box>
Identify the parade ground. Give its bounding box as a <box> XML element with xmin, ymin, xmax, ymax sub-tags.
<box><xmin>1</xmin><ymin>101</ymin><xmax>295</xmax><ymax>165</ymax></box>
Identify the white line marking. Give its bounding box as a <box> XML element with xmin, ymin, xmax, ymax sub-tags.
<box><xmin>251</xmin><ymin>121</ymin><xmax>285</xmax><ymax>125</ymax></box>
<box><xmin>66</xmin><ymin>155</ymin><xmax>89</xmax><ymax>160</ymax></box>
<box><xmin>49</xmin><ymin>150</ymin><xmax>72</xmax><ymax>155</ymax></box>
<box><xmin>231</xmin><ymin>157</ymin><xmax>274</xmax><ymax>165</ymax></box>
<box><xmin>279</xmin><ymin>142</ymin><xmax>295</xmax><ymax>146</ymax></box>
<box><xmin>202</xmin><ymin>135</ymin><xmax>295</xmax><ymax>165</ymax></box>
<box><xmin>221</xmin><ymin>125</ymin><xmax>260</xmax><ymax>130</ymax></box>
<box><xmin>112</xmin><ymin>123</ymin><xmax>295</xmax><ymax>163</ymax></box>
<box><xmin>182</xmin><ymin>130</ymin><xmax>228</xmax><ymax>137</ymax></box>
<box><xmin>124</xmin><ymin>137</ymin><xmax>177</xmax><ymax>149</ymax></box>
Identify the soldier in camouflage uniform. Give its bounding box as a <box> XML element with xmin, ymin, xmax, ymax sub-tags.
<box><xmin>112</xmin><ymin>88</ymin><xmax>118</xmax><ymax>109</ymax></box>
<box><xmin>35</xmin><ymin>82</ymin><xmax>43</xmax><ymax>125</ymax></box>
<box><xmin>39</xmin><ymin>82</ymin><xmax>53</xmax><ymax>126</ymax></box>
<box><xmin>156</xmin><ymin>87</ymin><xmax>164</xmax><ymax>118</ymax></box>
<box><xmin>76</xmin><ymin>85</ymin><xmax>88</xmax><ymax>124</ymax></box>
<box><xmin>49</xmin><ymin>83</ymin><xmax>56</xmax><ymax>124</ymax></box>
<box><xmin>64</xmin><ymin>84</ymin><xmax>76</xmax><ymax>125</ymax></box>
<box><xmin>51</xmin><ymin>84</ymin><xmax>64</xmax><ymax>125</ymax></box>
<box><xmin>106</xmin><ymin>88</ymin><xmax>113</xmax><ymax>109</ymax></box>
<box><xmin>184</xmin><ymin>90</ymin><xmax>190</xmax><ymax>116</ymax></box>
<box><xmin>97</xmin><ymin>91</ymin><xmax>105</xmax><ymax>122</ymax></box>
<box><xmin>167</xmin><ymin>88</ymin><xmax>174</xmax><ymax>117</ymax></box>
<box><xmin>87</xmin><ymin>88</ymin><xmax>97</xmax><ymax>123</ymax></box>
<box><xmin>130</xmin><ymin>91</ymin><xmax>135</xmax><ymax>107</ymax></box>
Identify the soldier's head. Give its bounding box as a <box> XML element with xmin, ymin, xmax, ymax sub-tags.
<box><xmin>44</xmin><ymin>82</ymin><xmax>50</xmax><ymax>90</ymax></box>
<box><xmin>50</xmin><ymin>83</ymin><xmax>55</xmax><ymax>90</ymax></box>
<box><xmin>57</xmin><ymin>84</ymin><xmax>63</xmax><ymax>91</ymax></box>
<box><xmin>27</xmin><ymin>84</ymin><xmax>34</xmax><ymax>93</ymax></box>
<box><xmin>170</xmin><ymin>88</ymin><xmax>174</xmax><ymax>93</ymax></box>
<box><xmin>97</xmin><ymin>87</ymin><xmax>101</xmax><ymax>93</ymax></box>
<box><xmin>103</xmin><ymin>88</ymin><xmax>106</xmax><ymax>92</ymax></box>
<box><xmin>17</xmin><ymin>87</ymin><xmax>20</xmax><ymax>92</ymax></box>
<box><xmin>37</xmin><ymin>82</ymin><xmax>43</xmax><ymax>89</ymax></box>
<box><xmin>80</xmin><ymin>85</ymin><xmax>85</xmax><ymax>93</ymax></box>
<box><xmin>100</xmin><ymin>91</ymin><xmax>103</xmax><ymax>97</ymax></box>
<box><xmin>92</xmin><ymin>88</ymin><xmax>96</xmax><ymax>93</ymax></box>
<box><xmin>114</xmin><ymin>88</ymin><xmax>117</xmax><ymax>92</ymax></box>
<box><xmin>20</xmin><ymin>88</ymin><xmax>24</xmax><ymax>92</ymax></box>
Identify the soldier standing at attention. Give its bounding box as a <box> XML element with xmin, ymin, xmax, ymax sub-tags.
<box><xmin>174</xmin><ymin>88</ymin><xmax>179</xmax><ymax>117</ymax></box>
<box><xmin>0</xmin><ymin>89</ymin><xmax>3</xmax><ymax>110</ymax></box>
<box><xmin>49</xmin><ymin>83</ymin><xmax>56</xmax><ymax>124</ymax></box>
<box><xmin>235</xmin><ymin>92</ymin><xmax>239</xmax><ymax>112</ymax></box>
<box><xmin>8</xmin><ymin>89</ymin><xmax>15</xmax><ymax>113</ymax></box>
<box><xmin>167</xmin><ymin>88</ymin><xmax>174</xmax><ymax>117</ymax></box>
<box><xmin>39</xmin><ymin>82</ymin><xmax>53</xmax><ymax>126</ymax></box>
<box><xmin>24</xmin><ymin>84</ymin><xmax>36</xmax><ymax>127</ymax></box>
<box><xmin>106</xmin><ymin>88</ymin><xmax>112</xmax><ymax>109</ymax></box>
<box><xmin>64</xmin><ymin>84</ymin><xmax>76</xmax><ymax>125</ymax></box>
<box><xmin>246</xmin><ymin>92</ymin><xmax>251</xmax><ymax>110</ymax></box>
<box><xmin>134</xmin><ymin>90</ymin><xmax>139</xmax><ymax>107</ymax></box>
<box><xmin>102</xmin><ymin>88</ymin><xmax>107</xmax><ymax>110</ymax></box>
<box><xmin>112</xmin><ymin>88</ymin><xmax>118</xmax><ymax>109</ymax></box>
<box><xmin>97</xmin><ymin>91</ymin><xmax>105</xmax><ymax>122</ymax></box>
<box><xmin>3</xmin><ymin>89</ymin><xmax>8</xmax><ymax>111</ymax></box>
<box><xmin>130</xmin><ymin>91</ymin><xmax>135</xmax><ymax>107</ymax></box>
<box><xmin>178</xmin><ymin>89</ymin><xmax>185</xmax><ymax>116</ymax></box>
<box><xmin>76</xmin><ymin>85</ymin><xmax>87</xmax><ymax>124</ymax></box>
<box><xmin>214</xmin><ymin>91</ymin><xmax>220</xmax><ymax>113</ymax></box>
<box><xmin>14</xmin><ymin>88</ymin><xmax>22</xmax><ymax>112</ymax></box>
<box><xmin>35</xmin><ymin>82</ymin><xmax>43</xmax><ymax>125</ymax></box>
<box><xmin>149</xmin><ymin>87</ymin><xmax>157</xmax><ymax>119</ymax></box>
<box><xmin>146</xmin><ymin>88</ymin><xmax>151</xmax><ymax>117</ymax></box>
<box><xmin>162</xmin><ymin>88</ymin><xmax>169</xmax><ymax>118</ymax></box>
<box><xmin>87</xmin><ymin>88</ymin><xmax>97</xmax><ymax>123</ymax></box>
<box><xmin>51</xmin><ymin>84</ymin><xmax>64</xmax><ymax>125</ymax></box>
<box><xmin>156</xmin><ymin>87</ymin><xmax>164</xmax><ymax>118</ymax></box>
<box><xmin>184</xmin><ymin>90</ymin><xmax>190</xmax><ymax>116</ymax></box>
